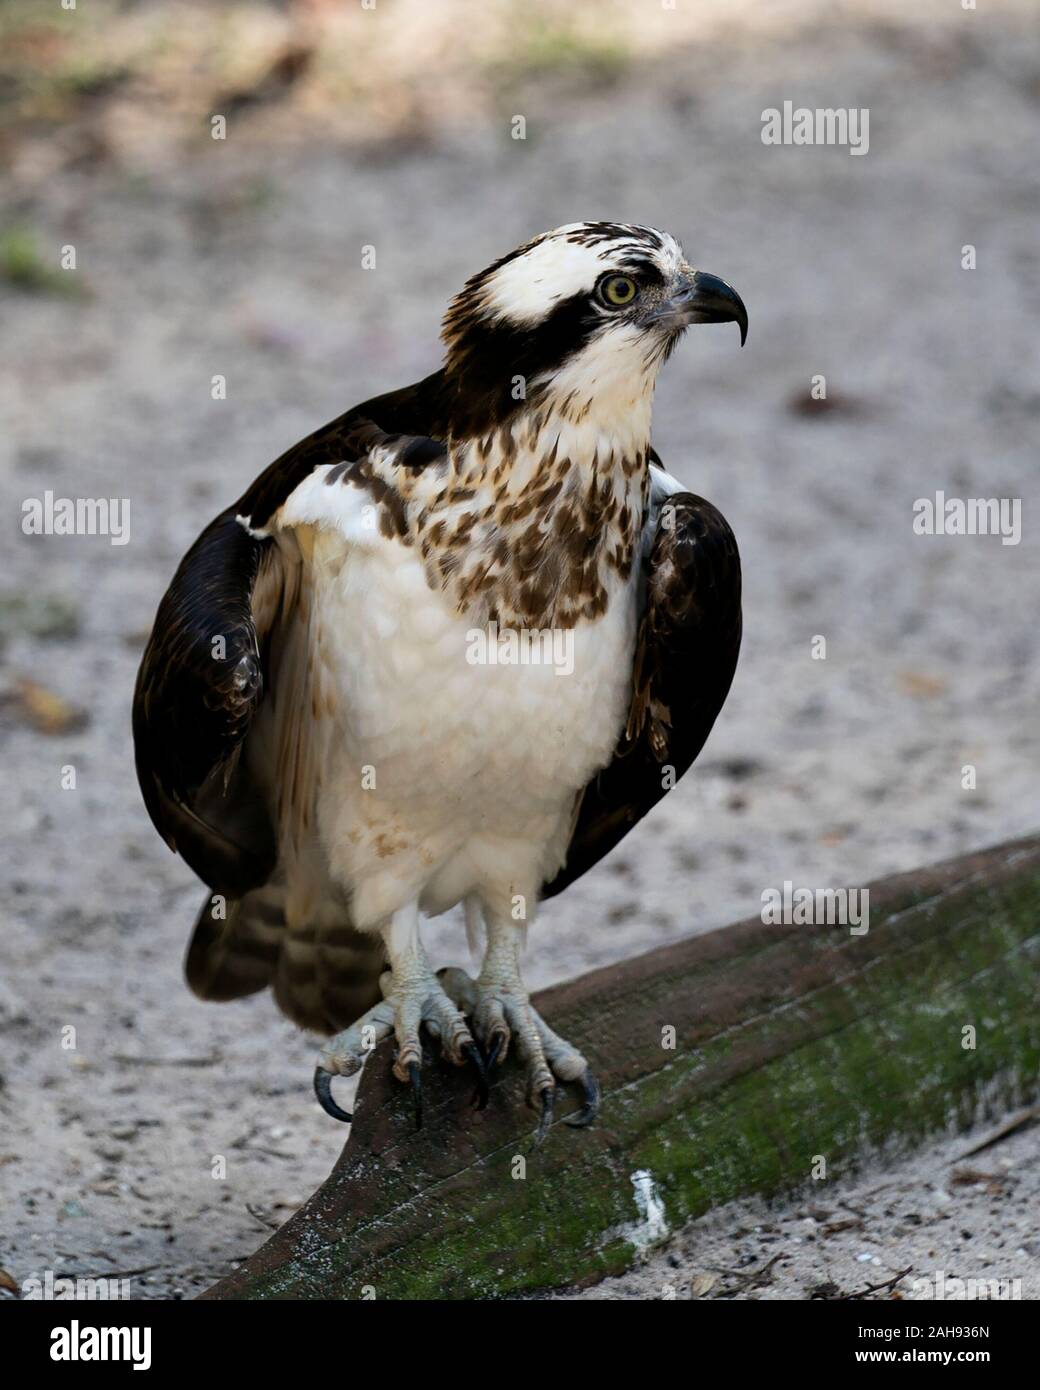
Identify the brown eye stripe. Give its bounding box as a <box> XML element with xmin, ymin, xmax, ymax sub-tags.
<box><xmin>617</xmin><ymin>256</ymin><xmax>664</xmax><ymax>285</ymax></box>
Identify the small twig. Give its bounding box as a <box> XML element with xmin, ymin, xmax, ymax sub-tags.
<box><xmin>709</xmin><ymin>1252</ymin><xmax>783</xmax><ymax>1290</ymax></box>
<box><xmin>113</xmin><ymin>1054</ymin><xmax>219</xmax><ymax>1068</ymax></box>
<box><xmin>230</xmin><ymin>1125</ymin><xmax>295</xmax><ymax>1160</ymax></box>
<box><xmin>954</xmin><ymin>1106</ymin><xmax>1039</xmax><ymax>1160</ymax></box>
<box><xmin>840</xmin><ymin>1265</ymin><xmax>913</xmax><ymax>1300</ymax></box>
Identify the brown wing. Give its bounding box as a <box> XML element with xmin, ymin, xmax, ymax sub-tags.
<box><xmin>132</xmin><ymin>510</ymin><xmax>283</xmax><ymax>897</ymax></box>
<box><xmin>541</xmin><ymin>478</ymin><xmax>742</xmax><ymax>899</ymax></box>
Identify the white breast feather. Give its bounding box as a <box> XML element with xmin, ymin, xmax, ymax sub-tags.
<box><xmin>268</xmin><ymin>467</ymin><xmax>639</xmax><ymax>930</ymax></box>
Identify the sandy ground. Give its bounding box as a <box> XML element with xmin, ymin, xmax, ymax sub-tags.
<box><xmin>1</xmin><ymin>0</ymin><xmax>1038</xmax><ymax>1299</ymax></box>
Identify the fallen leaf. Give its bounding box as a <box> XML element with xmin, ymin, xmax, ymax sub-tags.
<box><xmin>786</xmin><ymin>389</ymin><xmax>867</xmax><ymax>418</ymax></box>
<box><xmin>898</xmin><ymin>671</ymin><xmax>947</xmax><ymax>699</ymax></box>
<box><xmin>950</xmin><ymin>1168</ymin><xmax>1011</xmax><ymax>1195</ymax></box>
<box><xmin>11</xmin><ymin>678</ymin><xmax>88</xmax><ymax>734</ymax></box>
<box><xmin>823</xmin><ymin>1216</ymin><xmax>864</xmax><ymax>1235</ymax></box>
<box><xmin>810</xmin><ymin>1280</ymin><xmax>842</xmax><ymax>1299</ymax></box>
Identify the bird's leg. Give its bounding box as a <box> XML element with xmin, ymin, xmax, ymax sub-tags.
<box><xmin>440</xmin><ymin>913</ymin><xmax>600</xmax><ymax>1141</ymax></box>
<box><xmin>314</xmin><ymin>902</ymin><xmax>486</xmax><ymax>1125</ymax></box>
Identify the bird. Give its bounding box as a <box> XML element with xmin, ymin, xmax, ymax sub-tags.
<box><xmin>132</xmin><ymin>221</ymin><xmax>745</xmax><ymax>1141</ymax></box>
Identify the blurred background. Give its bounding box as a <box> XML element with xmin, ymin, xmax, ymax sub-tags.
<box><xmin>1</xmin><ymin>0</ymin><xmax>1037</xmax><ymax>1298</ymax></box>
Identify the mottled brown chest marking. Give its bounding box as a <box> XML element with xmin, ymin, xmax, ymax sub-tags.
<box><xmin>428</xmin><ymin>437</ymin><xmax>649</xmax><ymax>629</ymax></box>
<box><xmin>326</xmin><ymin>456</ymin><xmax>412</xmax><ymax>543</ymax></box>
<box><xmin>328</xmin><ymin>424</ymin><xmax>651</xmax><ymax>630</ymax></box>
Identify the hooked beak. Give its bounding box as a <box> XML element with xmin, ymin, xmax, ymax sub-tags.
<box><xmin>651</xmin><ymin>269</ymin><xmax>748</xmax><ymax>345</ymax></box>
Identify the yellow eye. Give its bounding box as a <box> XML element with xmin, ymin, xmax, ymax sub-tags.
<box><xmin>600</xmin><ymin>274</ymin><xmax>638</xmax><ymax>307</ymax></box>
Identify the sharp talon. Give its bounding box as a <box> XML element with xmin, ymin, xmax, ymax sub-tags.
<box><xmin>563</xmin><ymin>1071</ymin><xmax>601</xmax><ymax>1128</ymax></box>
<box><xmin>533</xmin><ymin>1085</ymin><xmax>555</xmax><ymax>1145</ymax></box>
<box><xmin>485</xmin><ymin>1033</ymin><xmax>505</xmax><ymax>1073</ymax></box>
<box><xmin>408</xmin><ymin>1060</ymin><xmax>423</xmax><ymax>1129</ymax></box>
<box><xmin>463</xmin><ymin>1041</ymin><xmax>490</xmax><ymax>1110</ymax></box>
<box><xmin>314</xmin><ymin>1067</ymin><xmax>353</xmax><ymax>1123</ymax></box>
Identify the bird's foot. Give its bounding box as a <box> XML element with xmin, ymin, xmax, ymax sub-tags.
<box><xmin>439</xmin><ymin>967</ymin><xmax>600</xmax><ymax>1142</ymax></box>
<box><xmin>314</xmin><ymin>967</ymin><xmax>486</xmax><ymax>1126</ymax></box>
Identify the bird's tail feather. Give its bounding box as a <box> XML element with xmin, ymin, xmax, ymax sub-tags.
<box><xmin>185</xmin><ymin>889</ymin><xmax>282</xmax><ymax>1003</ymax></box>
<box><xmin>185</xmin><ymin>889</ymin><xmax>385</xmax><ymax>1034</ymax></box>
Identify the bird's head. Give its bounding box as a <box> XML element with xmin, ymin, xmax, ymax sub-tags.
<box><xmin>439</xmin><ymin>221</ymin><xmax>747</xmax><ymax>441</ymax></box>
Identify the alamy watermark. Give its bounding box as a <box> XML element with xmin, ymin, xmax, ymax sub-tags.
<box><xmin>761</xmin><ymin>881</ymin><xmax>869</xmax><ymax>935</ymax></box>
<box><xmin>761</xmin><ymin>102</ymin><xmax>869</xmax><ymax>156</ymax></box>
<box><xmin>23</xmin><ymin>1269</ymin><xmax>129</xmax><ymax>1300</ymax></box>
<box><xmin>913</xmin><ymin>492</ymin><xmax>1021</xmax><ymax>546</ymax></box>
<box><xmin>50</xmin><ymin>1320</ymin><xmax>151</xmax><ymax>1371</ymax></box>
<box><xmin>466</xmin><ymin>621</ymin><xmax>574</xmax><ymax>677</ymax></box>
<box><xmin>21</xmin><ymin>491</ymin><xmax>130</xmax><ymax>546</ymax></box>
<box><xmin>911</xmin><ymin>1268</ymin><xmax>1022</xmax><ymax>1301</ymax></box>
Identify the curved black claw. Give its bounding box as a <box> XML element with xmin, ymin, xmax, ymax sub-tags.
<box><xmin>463</xmin><ymin>1041</ymin><xmax>490</xmax><ymax>1111</ymax></box>
<box><xmin>314</xmin><ymin>1067</ymin><xmax>353</xmax><ymax>1123</ymax></box>
<box><xmin>533</xmin><ymin>1084</ymin><xmax>556</xmax><ymax>1146</ymax></box>
<box><xmin>485</xmin><ymin>1033</ymin><xmax>505</xmax><ymax>1073</ymax></box>
<box><xmin>408</xmin><ymin>1060</ymin><xmax>423</xmax><ymax>1130</ymax></box>
<box><xmin>563</xmin><ymin>1070</ymin><xmax>601</xmax><ymax>1128</ymax></box>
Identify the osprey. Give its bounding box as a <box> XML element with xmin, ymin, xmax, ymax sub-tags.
<box><xmin>133</xmin><ymin>222</ymin><xmax>745</xmax><ymax>1140</ymax></box>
